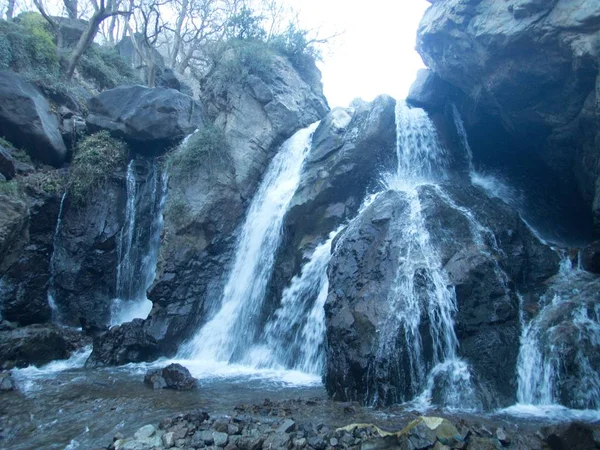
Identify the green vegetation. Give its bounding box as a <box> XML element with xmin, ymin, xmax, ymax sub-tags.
<box><xmin>167</xmin><ymin>125</ymin><xmax>229</xmax><ymax>179</ymax></box>
<box><xmin>79</xmin><ymin>44</ymin><xmax>138</xmax><ymax>90</ymax></box>
<box><xmin>0</xmin><ymin>14</ymin><xmax>137</xmax><ymax>94</ymax></box>
<box><xmin>68</xmin><ymin>131</ymin><xmax>128</xmax><ymax>204</ymax></box>
<box><xmin>165</xmin><ymin>193</ymin><xmax>192</xmax><ymax>228</ymax></box>
<box><xmin>0</xmin><ymin>13</ymin><xmax>60</xmax><ymax>81</ymax></box>
<box><xmin>0</xmin><ymin>179</ymin><xmax>20</xmax><ymax>196</ymax></box>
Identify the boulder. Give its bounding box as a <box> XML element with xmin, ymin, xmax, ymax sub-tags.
<box><xmin>0</xmin><ymin>371</ymin><xmax>15</xmax><ymax>391</ymax></box>
<box><xmin>0</xmin><ymin>192</ymin><xmax>28</xmax><ymax>268</ymax></box>
<box><xmin>407</xmin><ymin>69</ymin><xmax>451</xmax><ymax>110</ymax></box>
<box><xmin>267</xmin><ymin>96</ymin><xmax>396</xmax><ymax>327</ymax></box>
<box><xmin>86</xmin><ymin>85</ymin><xmax>204</xmax><ymax>154</ymax></box>
<box><xmin>0</xmin><ymin>323</ymin><xmax>87</xmax><ymax>368</ymax></box>
<box><xmin>86</xmin><ymin>318</ymin><xmax>159</xmax><ymax>367</ymax></box>
<box><xmin>0</xmin><ymin>146</ymin><xmax>16</xmax><ymax>180</ymax></box>
<box><xmin>144</xmin><ymin>363</ymin><xmax>197</xmax><ymax>390</ymax></box>
<box><xmin>0</xmin><ymin>72</ymin><xmax>67</xmax><ymax>165</ymax></box>
<box><xmin>581</xmin><ymin>241</ymin><xmax>600</xmax><ymax>274</ymax></box>
<box><xmin>324</xmin><ymin>184</ymin><xmax>558</xmax><ymax>408</ymax></box>
<box><xmin>416</xmin><ymin>0</ymin><xmax>600</xmax><ymax>230</ymax></box>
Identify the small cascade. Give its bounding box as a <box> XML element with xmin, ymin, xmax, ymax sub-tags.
<box><xmin>110</xmin><ymin>159</ymin><xmax>167</xmax><ymax>325</ymax></box>
<box><xmin>451</xmin><ymin>104</ymin><xmax>475</xmax><ymax>175</ymax></box>
<box><xmin>516</xmin><ymin>260</ymin><xmax>600</xmax><ymax>410</ymax></box>
<box><xmin>371</xmin><ymin>101</ymin><xmax>476</xmax><ymax>408</ymax></box>
<box><xmin>47</xmin><ymin>191</ymin><xmax>68</xmax><ymax>323</ymax></box>
<box><xmin>181</xmin><ymin>122</ymin><xmax>320</xmax><ymax>363</ymax></box>
<box><xmin>245</xmin><ymin>229</ymin><xmax>340</xmax><ymax>374</ymax></box>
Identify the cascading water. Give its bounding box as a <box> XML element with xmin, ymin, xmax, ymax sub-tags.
<box><xmin>47</xmin><ymin>191</ymin><xmax>68</xmax><ymax>323</ymax></box>
<box><xmin>245</xmin><ymin>228</ymin><xmax>340</xmax><ymax>374</ymax></box>
<box><xmin>515</xmin><ymin>262</ymin><xmax>600</xmax><ymax>410</ymax></box>
<box><xmin>110</xmin><ymin>159</ymin><xmax>167</xmax><ymax>325</ymax></box>
<box><xmin>181</xmin><ymin>122</ymin><xmax>320</xmax><ymax>363</ymax></box>
<box><xmin>370</xmin><ymin>101</ymin><xmax>476</xmax><ymax>408</ymax></box>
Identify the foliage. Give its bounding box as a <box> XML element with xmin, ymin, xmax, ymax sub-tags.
<box><xmin>165</xmin><ymin>193</ymin><xmax>192</xmax><ymax>228</ymax></box>
<box><xmin>69</xmin><ymin>131</ymin><xmax>129</xmax><ymax>204</ymax></box>
<box><xmin>225</xmin><ymin>6</ymin><xmax>266</xmax><ymax>41</ymax></box>
<box><xmin>167</xmin><ymin>125</ymin><xmax>229</xmax><ymax>179</ymax></box>
<box><xmin>0</xmin><ymin>180</ymin><xmax>20</xmax><ymax>197</ymax></box>
<box><xmin>0</xmin><ymin>15</ymin><xmax>60</xmax><ymax>80</ymax></box>
<box><xmin>20</xmin><ymin>170</ymin><xmax>63</xmax><ymax>196</ymax></box>
<box><xmin>79</xmin><ymin>44</ymin><xmax>138</xmax><ymax>90</ymax></box>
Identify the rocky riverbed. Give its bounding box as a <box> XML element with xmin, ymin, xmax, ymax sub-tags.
<box><xmin>103</xmin><ymin>398</ymin><xmax>600</xmax><ymax>450</ymax></box>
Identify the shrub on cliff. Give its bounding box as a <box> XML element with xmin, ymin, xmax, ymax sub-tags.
<box><xmin>79</xmin><ymin>44</ymin><xmax>138</xmax><ymax>90</ymax></box>
<box><xmin>167</xmin><ymin>125</ymin><xmax>230</xmax><ymax>179</ymax></box>
<box><xmin>69</xmin><ymin>131</ymin><xmax>128</xmax><ymax>204</ymax></box>
<box><xmin>0</xmin><ymin>13</ymin><xmax>60</xmax><ymax>81</ymax></box>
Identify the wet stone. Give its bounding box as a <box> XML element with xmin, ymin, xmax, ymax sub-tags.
<box><xmin>214</xmin><ymin>431</ymin><xmax>229</xmax><ymax>447</ymax></box>
<box><xmin>162</xmin><ymin>431</ymin><xmax>175</xmax><ymax>448</ymax></box>
<box><xmin>277</xmin><ymin>419</ymin><xmax>296</xmax><ymax>434</ymax></box>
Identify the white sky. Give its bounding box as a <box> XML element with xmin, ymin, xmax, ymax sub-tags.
<box><xmin>288</xmin><ymin>0</ymin><xmax>430</xmax><ymax>107</ymax></box>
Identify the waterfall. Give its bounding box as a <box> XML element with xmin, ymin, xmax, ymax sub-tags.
<box><xmin>47</xmin><ymin>191</ymin><xmax>67</xmax><ymax>323</ymax></box>
<box><xmin>110</xmin><ymin>159</ymin><xmax>167</xmax><ymax>325</ymax></box>
<box><xmin>181</xmin><ymin>122</ymin><xmax>320</xmax><ymax>363</ymax></box>
<box><xmin>516</xmin><ymin>265</ymin><xmax>600</xmax><ymax>410</ymax></box>
<box><xmin>372</xmin><ymin>101</ymin><xmax>476</xmax><ymax>408</ymax></box>
<box><xmin>245</xmin><ymin>228</ymin><xmax>340</xmax><ymax>374</ymax></box>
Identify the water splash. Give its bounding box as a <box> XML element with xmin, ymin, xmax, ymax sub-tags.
<box><xmin>369</xmin><ymin>102</ymin><xmax>476</xmax><ymax>408</ymax></box>
<box><xmin>47</xmin><ymin>191</ymin><xmax>68</xmax><ymax>323</ymax></box>
<box><xmin>245</xmin><ymin>228</ymin><xmax>340</xmax><ymax>374</ymax></box>
<box><xmin>181</xmin><ymin>122</ymin><xmax>320</xmax><ymax>362</ymax></box>
<box><xmin>111</xmin><ymin>159</ymin><xmax>167</xmax><ymax>325</ymax></box>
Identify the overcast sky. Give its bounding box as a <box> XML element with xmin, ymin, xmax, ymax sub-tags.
<box><xmin>288</xmin><ymin>0</ymin><xmax>430</xmax><ymax>107</ymax></box>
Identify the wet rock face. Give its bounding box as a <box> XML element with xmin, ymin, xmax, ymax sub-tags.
<box><xmin>324</xmin><ymin>185</ymin><xmax>558</xmax><ymax>408</ymax></box>
<box><xmin>108</xmin><ymin>52</ymin><xmax>331</xmax><ymax>363</ymax></box>
<box><xmin>416</xmin><ymin>0</ymin><xmax>600</xmax><ymax>230</ymax></box>
<box><xmin>267</xmin><ymin>96</ymin><xmax>396</xmax><ymax>324</ymax></box>
<box><xmin>0</xmin><ymin>323</ymin><xmax>88</xmax><ymax>369</ymax></box>
<box><xmin>0</xmin><ymin>72</ymin><xmax>67</xmax><ymax>166</ymax></box>
<box><xmin>86</xmin><ymin>85</ymin><xmax>204</xmax><ymax>154</ymax></box>
<box><xmin>52</xmin><ymin>177</ymin><xmax>127</xmax><ymax>326</ymax></box>
<box><xmin>86</xmin><ymin>318</ymin><xmax>159</xmax><ymax>367</ymax></box>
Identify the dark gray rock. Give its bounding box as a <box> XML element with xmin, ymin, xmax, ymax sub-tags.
<box><xmin>0</xmin><ymin>146</ymin><xmax>15</xmax><ymax>180</ymax></box>
<box><xmin>0</xmin><ymin>72</ymin><xmax>67</xmax><ymax>166</ymax></box>
<box><xmin>324</xmin><ymin>184</ymin><xmax>558</xmax><ymax>408</ymax></box>
<box><xmin>86</xmin><ymin>318</ymin><xmax>159</xmax><ymax>367</ymax></box>
<box><xmin>266</xmin><ymin>97</ymin><xmax>396</xmax><ymax>333</ymax></box>
<box><xmin>0</xmin><ymin>371</ymin><xmax>15</xmax><ymax>391</ymax></box>
<box><xmin>0</xmin><ymin>323</ymin><xmax>87</xmax><ymax>368</ymax></box>
<box><xmin>144</xmin><ymin>363</ymin><xmax>197</xmax><ymax>390</ymax></box>
<box><xmin>86</xmin><ymin>85</ymin><xmax>203</xmax><ymax>154</ymax></box>
<box><xmin>407</xmin><ymin>68</ymin><xmax>451</xmax><ymax>110</ymax></box>
<box><xmin>416</xmin><ymin>0</ymin><xmax>600</xmax><ymax>230</ymax></box>
<box><xmin>581</xmin><ymin>241</ymin><xmax>600</xmax><ymax>274</ymax></box>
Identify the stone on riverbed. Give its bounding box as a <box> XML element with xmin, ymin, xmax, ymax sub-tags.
<box><xmin>0</xmin><ymin>371</ymin><xmax>15</xmax><ymax>391</ymax></box>
<box><xmin>144</xmin><ymin>363</ymin><xmax>197</xmax><ymax>390</ymax></box>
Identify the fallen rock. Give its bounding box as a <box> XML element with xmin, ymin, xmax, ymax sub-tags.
<box><xmin>0</xmin><ymin>71</ymin><xmax>67</xmax><ymax>166</ymax></box>
<box><xmin>0</xmin><ymin>323</ymin><xmax>88</xmax><ymax>369</ymax></box>
<box><xmin>86</xmin><ymin>85</ymin><xmax>204</xmax><ymax>154</ymax></box>
<box><xmin>144</xmin><ymin>363</ymin><xmax>197</xmax><ymax>390</ymax></box>
<box><xmin>407</xmin><ymin>68</ymin><xmax>451</xmax><ymax>110</ymax></box>
<box><xmin>0</xmin><ymin>371</ymin><xmax>15</xmax><ymax>391</ymax></box>
<box><xmin>0</xmin><ymin>146</ymin><xmax>15</xmax><ymax>180</ymax></box>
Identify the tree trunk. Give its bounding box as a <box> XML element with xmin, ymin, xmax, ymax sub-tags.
<box><xmin>63</xmin><ymin>0</ymin><xmax>78</xmax><ymax>19</ymax></box>
<box><xmin>6</xmin><ymin>0</ymin><xmax>15</xmax><ymax>20</ymax></box>
<box><xmin>65</xmin><ymin>14</ymin><xmax>103</xmax><ymax>80</ymax></box>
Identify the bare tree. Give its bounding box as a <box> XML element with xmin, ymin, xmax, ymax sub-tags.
<box><xmin>63</xmin><ymin>0</ymin><xmax>78</xmax><ymax>19</ymax></box>
<box><xmin>6</xmin><ymin>0</ymin><xmax>16</xmax><ymax>20</ymax></box>
<box><xmin>125</xmin><ymin>0</ymin><xmax>167</xmax><ymax>87</ymax></box>
<box><xmin>34</xmin><ymin>0</ymin><xmax>131</xmax><ymax>80</ymax></box>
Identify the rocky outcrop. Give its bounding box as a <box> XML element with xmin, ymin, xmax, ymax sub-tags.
<box><xmin>86</xmin><ymin>85</ymin><xmax>204</xmax><ymax>154</ymax></box>
<box><xmin>0</xmin><ymin>72</ymin><xmax>67</xmax><ymax>166</ymax></box>
<box><xmin>52</xmin><ymin>176</ymin><xmax>126</xmax><ymax>326</ymax></box>
<box><xmin>407</xmin><ymin>69</ymin><xmax>451</xmax><ymax>111</ymax></box>
<box><xmin>324</xmin><ymin>184</ymin><xmax>558</xmax><ymax>408</ymax></box>
<box><xmin>86</xmin><ymin>318</ymin><xmax>159</xmax><ymax>367</ymax></box>
<box><xmin>89</xmin><ymin>49</ymin><xmax>329</xmax><ymax>365</ymax></box>
<box><xmin>0</xmin><ymin>323</ymin><xmax>88</xmax><ymax>368</ymax></box>
<box><xmin>416</xmin><ymin>0</ymin><xmax>600</xmax><ymax>231</ymax></box>
<box><xmin>267</xmin><ymin>96</ymin><xmax>396</xmax><ymax>324</ymax></box>
<box><xmin>144</xmin><ymin>363</ymin><xmax>197</xmax><ymax>390</ymax></box>
<box><xmin>0</xmin><ymin>146</ymin><xmax>16</xmax><ymax>180</ymax></box>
